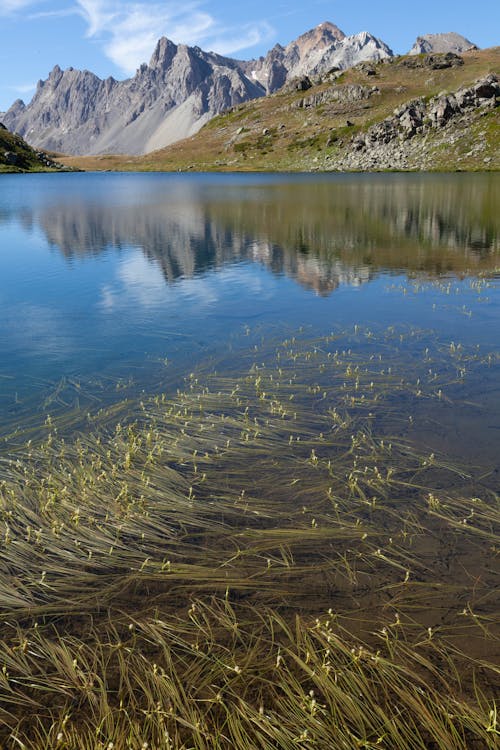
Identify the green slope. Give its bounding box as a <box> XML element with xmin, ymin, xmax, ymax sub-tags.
<box><xmin>0</xmin><ymin>123</ymin><xmax>74</xmax><ymax>173</ymax></box>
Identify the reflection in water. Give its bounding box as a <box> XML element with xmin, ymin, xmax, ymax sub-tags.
<box><xmin>36</xmin><ymin>200</ymin><xmax>374</xmax><ymax>296</ymax></box>
<box><xmin>1</xmin><ymin>172</ymin><xmax>499</xmax><ymax>426</ymax></box>
<box><xmin>7</xmin><ymin>173</ymin><xmax>500</xmax><ymax>296</ymax></box>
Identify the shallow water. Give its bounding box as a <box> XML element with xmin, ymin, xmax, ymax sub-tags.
<box><xmin>0</xmin><ymin>173</ymin><xmax>499</xmax><ymax>744</ymax></box>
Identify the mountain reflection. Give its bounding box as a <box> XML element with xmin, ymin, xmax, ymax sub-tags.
<box><xmin>17</xmin><ymin>174</ymin><xmax>500</xmax><ymax>295</ymax></box>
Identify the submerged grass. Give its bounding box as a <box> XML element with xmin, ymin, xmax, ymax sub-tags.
<box><xmin>0</xmin><ymin>325</ymin><xmax>498</xmax><ymax>748</ymax></box>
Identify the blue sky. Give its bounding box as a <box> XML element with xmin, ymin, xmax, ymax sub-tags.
<box><xmin>0</xmin><ymin>0</ymin><xmax>498</xmax><ymax>111</ymax></box>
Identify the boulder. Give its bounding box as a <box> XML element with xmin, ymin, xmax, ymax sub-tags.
<box><xmin>3</xmin><ymin>151</ymin><xmax>19</xmax><ymax>165</ymax></box>
<box><xmin>295</xmin><ymin>76</ymin><xmax>313</xmax><ymax>92</ymax></box>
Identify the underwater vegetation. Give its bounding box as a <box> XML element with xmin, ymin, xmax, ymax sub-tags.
<box><xmin>0</xmin><ymin>324</ymin><xmax>498</xmax><ymax>749</ymax></box>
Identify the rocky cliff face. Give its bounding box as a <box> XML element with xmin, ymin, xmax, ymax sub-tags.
<box><xmin>239</xmin><ymin>23</ymin><xmax>393</xmax><ymax>92</ymax></box>
<box><xmin>2</xmin><ymin>39</ymin><xmax>265</xmax><ymax>156</ymax></box>
<box><xmin>3</xmin><ymin>21</ymin><xmax>395</xmax><ymax>156</ymax></box>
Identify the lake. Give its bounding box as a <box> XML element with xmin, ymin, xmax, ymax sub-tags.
<box><xmin>0</xmin><ymin>171</ymin><xmax>499</xmax><ymax>747</ymax></box>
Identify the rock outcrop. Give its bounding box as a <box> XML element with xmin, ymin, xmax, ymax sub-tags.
<box><xmin>408</xmin><ymin>32</ymin><xmax>478</xmax><ymax>56</ymax></box>
<box><xmin>335</xmin><ymin>73</ymin><xmax>499</xmax><ymax>171</ymax></box>
<box><xmin>292</xmin><ymin>84</ymin><xmax>380</xmax><ymax>110</ymax></box>
<box><xmin>401</xmin><ymin>52</ymin><xmax>464</xmax><ymax>70</ymax></box>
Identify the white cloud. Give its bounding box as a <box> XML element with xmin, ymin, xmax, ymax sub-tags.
<box><xmin>76</xmin><ymin>0</ymin><xmax>115</xmax><ymax>36</ymax></box>
<box><xmin>75</xmin><ymin>1</ymin><xmax>274</xmax><ymax>75</ymax></box>
<box><xmin>103</xmin><ymin>4</ymin><xmax>215</xmax><ymax>74</ymax></box>
<box><xmin>28</xmin><ymin>7</ymin><xmax>82</xmax><ymax>20</ymax></box>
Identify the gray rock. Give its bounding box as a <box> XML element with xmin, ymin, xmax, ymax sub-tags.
<box><xmin>238</xmin><ymin>24</ymin><xmax>393</xmax><ymax>94</ymax></box>
<box><xmin>339</xmin><ymin>73</ymin><xmax>499</xmax><ymax>170</ymax></box>
<box><xmin>408</xmin><ymin>32</ymin><xmax>478</xmax><ymax>55</ymax></box>
<box><xmin>402</xmin><ymin>52</ymin><xmax>464</xmax><ymax>70</ymax></box>
<box><xmin>293</xmin><ymin>84</ymin><xmax>379</xmax><ymax>110</ymax></box>
<box><xmin>295</xmin><ymin>76</ymin><xmax>313</xmax><ymax>92</ymax></box>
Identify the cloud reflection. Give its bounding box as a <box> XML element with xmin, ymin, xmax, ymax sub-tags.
<box><xmin>4</xmin><ymin>174</ymin><xmax>500</xmax><ymax>304</ymax></box>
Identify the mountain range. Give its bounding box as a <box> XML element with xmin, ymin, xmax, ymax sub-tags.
<box><xmin>1</xmin><ymin>24</ymin><xmax>478</xmax><ymax>156</ymax></box>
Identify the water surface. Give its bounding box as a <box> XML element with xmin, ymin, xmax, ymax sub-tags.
<box><xmin>1</xmin><ymin>172</ymin><xmax>499</xmax><ymax>461</ymax></box>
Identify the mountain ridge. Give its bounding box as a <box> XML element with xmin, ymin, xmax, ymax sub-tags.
<box><xmin>2</xmin><ymin>21</ymin><xmax>401</xmax><ymax>155</ymax></box>
<box><xmin>1</xmin><ymin>26</ymin><xmax>481</xmax><ymax>158</ymax></box>
<box><xmin>2</xmin><ymin>39</ymin><xmax>265</xmax><ymax>156</ymax></box>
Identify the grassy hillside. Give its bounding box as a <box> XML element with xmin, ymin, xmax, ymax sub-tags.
<box><xmin>60</xmin><ymin>47</ymin><xmax>500</xmax><ymax>173</ymax></box>
<box><xmin>0</xmin><ymin>123</ymin><xmax>72</xmax><ymax>173</ymax></box>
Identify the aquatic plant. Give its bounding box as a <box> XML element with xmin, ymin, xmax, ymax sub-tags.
<box><xmin>0</xmin><ymin>325</ymin><xmax>498</xmax><ymax>748</ymax></box>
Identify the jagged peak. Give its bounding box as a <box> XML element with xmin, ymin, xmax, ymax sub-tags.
<box><xmin>347</xmin><ymin>30</ymin><xmax>379</xmax><ymax>43</ymax></box>
<box><xmin>341</xmin><ymin>30</ymin><xmax>394</xmax><ymax>56</ymax></box>
<box><xmin>288</xmin><ymin>20</ymin><xmax>345</xmax><ymax>51</ymax></box>
<box><xmin>149</xmin><ymin>36</ymin><xmax>178</xmax><ymax>68</ymax></box>
<box><xmin>43</xmin><ymin>64</ymin><xmax>64</xmax><ymax>87</ymax></box>
<box><xmin>297</xmin><ymin>21</ymin><xmax>345</xmax><ymax>41</ymax></box>
<box><xmin>7</xmin><ymin>98</ymin><xmax>25</xmax><ymax>112</ymax></box>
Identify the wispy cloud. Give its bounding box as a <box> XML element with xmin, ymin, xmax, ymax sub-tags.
<box><xmin>75</xmin><ymin>1</ymin><xmax>274</xmax><ymax>74</ymax></box>
<box><xmin>28</xmin><ymin>7</ymin><xmax>81</xmax><ymax>20</ymax></box>
<box><xmin>206</xmin><ymin>21</ymin><xmax>275</xmax><ymax>57</ymax></box>
<box><xmin>0</xmin><ymin>0</ymin><xmax>41</xmax><ymax>14</ymax></box>
<box><xmin>0</xmin><ymin>0</ymin><xmax>274</xmax><ymax>75</ymax></box>
<box><xmin>9</xmin><ymin>81</ymin><xmax>37</xmax><ymax>94</ymax></box>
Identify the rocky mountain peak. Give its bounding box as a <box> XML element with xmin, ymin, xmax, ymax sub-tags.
<box><xmin>2</xmin><ymin>33</ymin><xmax>266</xmax><ymax>156</ymax></box>
<box><xmin>149</xmin><ymin>37</ymin><xmax>178</xmax><ymax>70</ymax></box>
<box><xmin>292</xmin><ymin>21</ymin><xmax>346</xmax><ymax>53</ymax></box>
<box><xmin>409</xmin><ymin>32</ymin><xmax>478</xmax><ymax>55</ymax></box>
<box><xmin>240</xmin><ymin>22</ymin><xmax>392</xmax><ymax>93</ymax></box>
<box><xmin>38</xmin><ymin>64</ymin><xmax>64</xmax><ymax>90</ymax></box>
<box><xmin>5</xmin><ymin>98</ymin><xmax>25</xmax><ymax>115</ymax></box>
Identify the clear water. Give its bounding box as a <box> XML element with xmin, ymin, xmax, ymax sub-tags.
<box><xmin>0</xmin><ymin>171</ymin><xmax>499</xmax><ymax>466</ymax></box>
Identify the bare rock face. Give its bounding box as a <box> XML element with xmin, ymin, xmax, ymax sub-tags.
<box><xmin>408</xmin><ymin>32</ymin><xmax>478</xmax><ymax>55</ymax></box>
<box><xmin>240</xmin><ymin>23</ymin><xmax>393</xmax><ymax>93</ymax></box>
<box><xmin>2</xmin><ymin>40</ymin><xmax>265</xmax><ymax>156</ymax></box>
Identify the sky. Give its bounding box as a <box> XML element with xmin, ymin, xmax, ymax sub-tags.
<box><xmin>0</xmin><ymin>0</ymin><xmax>499</xmax><ymax>111</ymax></box>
